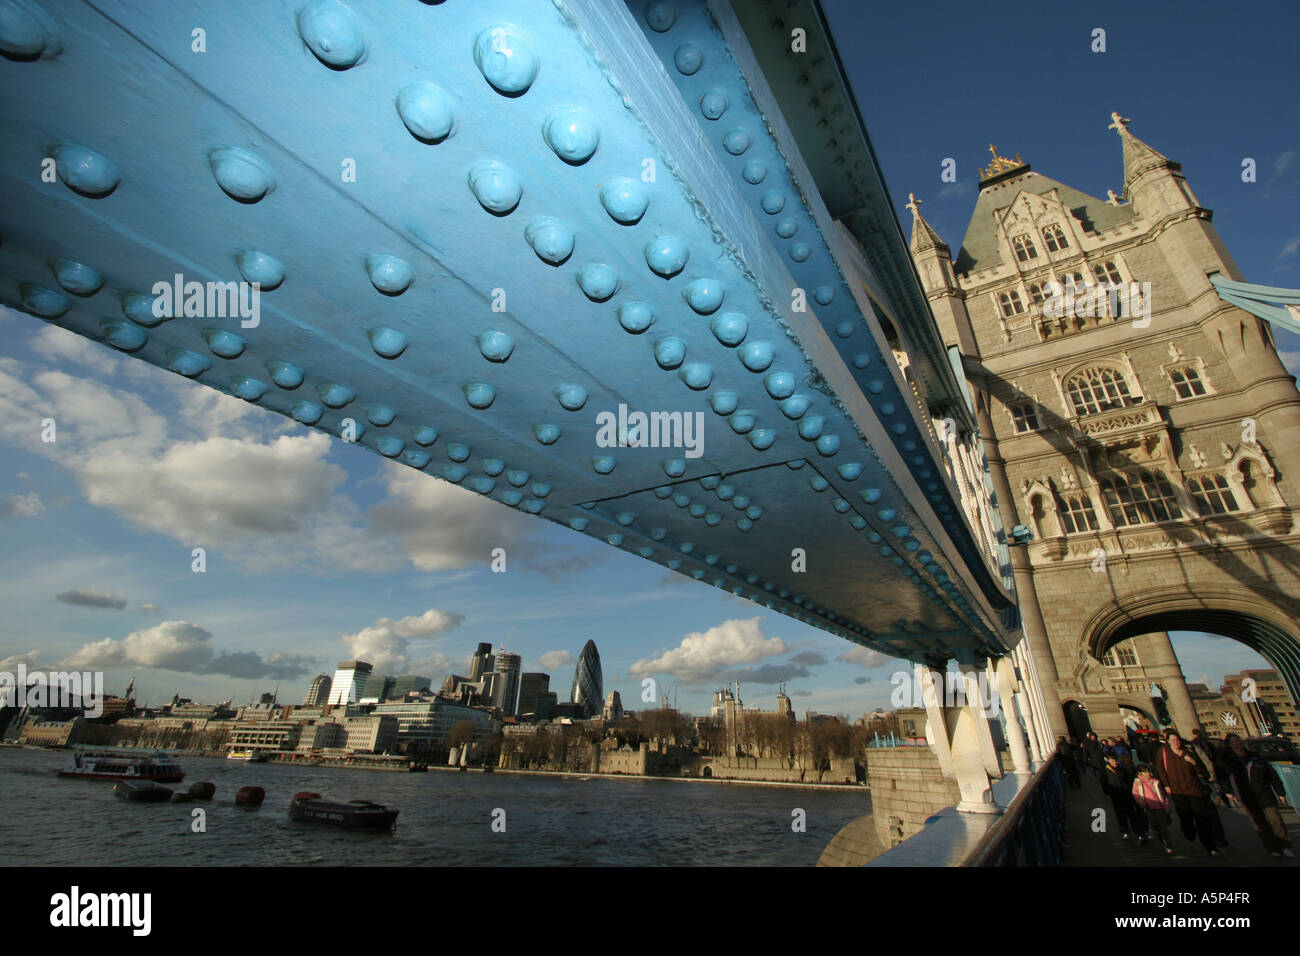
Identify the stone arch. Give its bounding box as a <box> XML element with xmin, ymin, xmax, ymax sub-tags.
<box><xmin>1080</xmin><ymin>584</ymin><xmax>1300</xmax><ymax>705</ymax></box>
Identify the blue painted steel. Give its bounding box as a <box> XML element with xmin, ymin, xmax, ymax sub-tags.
<box><xmin>0</xmin><ymin>0</ymin><xmax>1012</xmax><ymax>663</ymax></box>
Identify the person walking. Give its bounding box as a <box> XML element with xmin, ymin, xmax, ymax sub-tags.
<box><xmin>1084</xmin><ymin>732</ymin><xmax>1105</xmax><ymax>788</ymax></box>
<box><xmin>1056</xmin><ymin>736</ymin><xmax>1082</xmax><ymax>789</ymax></box>
<box><xmin>1132</xmin><ymin>763</ymin><xmax>1174</xmax><ymax>853</ymax></box>
<box><xmin>1101</xmin><ymin>752</ymin><xmax>1142</xmax><ymax>840</ymax></box>
<box><xmin>1218</xmin><ymin>734</ymin><xmax>1295</xmax><ymax>858</ymax></box>
<box><xmin>1156</xmin><ymin>732</ymin><xmax>1219</xmax><ymax>855</ymax></box>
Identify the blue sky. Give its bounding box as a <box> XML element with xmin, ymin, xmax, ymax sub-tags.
<box><xmin>1</xmin><ymin>1</ymin><xmax>1290</xmax><ymax>717</ymax></box>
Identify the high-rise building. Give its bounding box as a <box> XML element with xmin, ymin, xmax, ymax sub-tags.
<box><xmin>517</xmin><ymin>673</ymin><xmax>550</xmax><ymax>715</ymax></box>
<box><xmin>491</xmin><ymin>652</ymin><xmax>522</xmax><ymax>716</ymax></box>
<box><xmin>359</xmin><ymin>672</ymin><xmax>395</xmax><ymax>702</ymax></box>
<box><xmin>389</xmin><ymin>675</ymin><xmax>432</xmax><ymax>699</ymax></box>
<box><xmin>570</xmin><ymin>640</ymin><xmax>603</xmax><ymax>719</ymax></box>
<box><xmin>303</xmin><ymin>674</ymin><xmax>332</xmax><ymax>707</ymax></box>
<box><xmin>468</xmin><ymin>643</ymin><xmax>494</xmax><ymax>682</ymax></box>
<box><xmin>326</xmin><ymin>661</ymin><xmax>373</xmax><ymax>706</ymax></box>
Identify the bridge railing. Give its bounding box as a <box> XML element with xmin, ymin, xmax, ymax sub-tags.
<box><xmin>963</xmin><ymin>755</ymin><xmax>1065</xmax><ymax>867</ymax></box>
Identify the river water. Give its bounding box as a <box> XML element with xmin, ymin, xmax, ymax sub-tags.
<box><xmin>0</xmin><ymin>748</ymin><xmax>871</xmax><ymax>866</ymax></box>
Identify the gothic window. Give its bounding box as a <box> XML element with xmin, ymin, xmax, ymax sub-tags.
<box><xmin>1169</xmin><ymin>365</ymin><xmax>1207</xmax><ymax>399</ymax></box>
<box><xmin>1058</xmin><ymin>494</ymin><xmax>1100</xmax><ymax>533</ymax></box>
<box><xmin>1065</xmin><ymin>366</ymin><xmax>1138</xmax><ymax>416</ymax></box>
<box><xmin>1099</xmin><ymin>470</ymin><xmax>1184</xmax><ymax>527</ymax></box>
<box><xmin>1010</xmin><ymin>403</ymin><xmax>1040</xmax><ymax>433</ymax></box>
<box><xmin>1092</xmin><ymin>261</ymin><xmax>1123</xmax><ymax>285</ymax></box>
<box><xmin>1188</xmin><ymin>473</ymin><xmax>1239</xmax><ymax>514</ymax></box>
<box><xmin>1012</xmin><ymin>235</ymin><xmax>1039</xmax><ymax>262</ymax></box>
<box><xmin>1064</xmin><ymin>272</ymin><xmax>1087</xmax><ymax>292</ymax></box>
<box><xmin>1102</xmin><ymin>643</ymin><xmax>1140</xmax><ymax>667</ymax></box>
<box><xmin>998</xmin><ymin>290</ymin><xmax>1025</xmax><ymax>317</ymax></box>
<box><xmin>1042</xmin><ymin>224</ymin><xmax>1070</xmax><ymax>252</ymax></box>
<box><xmin>1029</xmin><ymin>283</ymin><xmax>1045</xmax><ymax>307</ymax></box>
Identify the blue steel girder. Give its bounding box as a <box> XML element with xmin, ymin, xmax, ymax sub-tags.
<box><xmin>0</xmin><ymin>0</ymin><xmax>1013</xmax><ymax>664</ymax></box>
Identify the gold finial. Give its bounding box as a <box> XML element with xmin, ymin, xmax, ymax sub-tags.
<box><xmin>978</xmin><ymin>144</ymin><xmax>1025</xmax><ymax>181</ymax></box>
<box><xmin>1108</xmin><ymin>112</ymin><xmax>1131</xmax><ymax>134</ymax></box>
<box><xmin>906</xmin><ymin>192</ymin><xmax>922</xmax><ymax>215</ymax></box>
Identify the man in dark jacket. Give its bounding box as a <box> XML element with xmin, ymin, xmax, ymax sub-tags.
<box><xmin>1219</xmin><ymin>734</ymin><xmax>1294</xmax><ymax>857</ymax></box>
<box><xmin>1084</xmin><ymin>733</ymin><xmax>1105</xmax><ymax>788</ymax></box>
<box><xmin>1056</xmin><ymin>736</ymin><xmax>1081</xmax><ymax>789</ymax></box>
<box><xmin>1101</xmin><ymin>752</ymin><xmax>1143</xmax><ymax>839</ymax></box>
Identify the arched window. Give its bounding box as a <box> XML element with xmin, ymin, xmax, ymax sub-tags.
<box><xmin>1012</xmin><ymin>235</ymin><xmax>1038</xmax><ymax>262</ymax></box>
<box><xmin>1042</xmin><ymin>224</ymin><xmax>1070</xmax><ymax>252</ymax></box>
<box><xmin>1169</xmin><ymin>366</ymin><xmax>1207</xmax><ymax>399</ymax></box>
<box><xmin>1099</xmin><ymin>470</ymin><xmax>1183</xmax><ymax>527</ymax></box>
<box><xmin>1028</xmin><ymin>283</ymin><xmax>1045</xmax><ymax>307</ymax></box>
<box><xmin>1187</xmin><ymin>474</ymin><xmax>1238</xmax><ymax>514</ymax></box>
<box><xmin>1065</xmin><ymin>366</ymin><xmax>1138</xmax><ymax>416</ymax></box>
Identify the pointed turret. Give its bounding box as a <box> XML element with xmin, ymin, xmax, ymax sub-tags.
<box><xmin>907</xmin><ymin>192</ymin><xmax>948</xmax><ymax>256</ymax></box>
<box><xmin>1108</xmin><ymin>112</ymin><xmax>1200</xmax><ymax>217</ymax></box>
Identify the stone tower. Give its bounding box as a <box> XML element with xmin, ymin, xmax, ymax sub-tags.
<box><xmin>909</xmin><ymin>118</ymin><xmax>1300</xmax><ymax>740</ymax></box>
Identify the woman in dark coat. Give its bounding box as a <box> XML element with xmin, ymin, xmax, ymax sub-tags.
<box><xmin>1155</xmin><ymin>732</ymin><xmax>1219</xmax><ymax>854</ymax></box>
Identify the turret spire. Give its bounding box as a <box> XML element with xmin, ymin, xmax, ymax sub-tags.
<box><xmin>906</xmin><ymin>192</ymin><xmax>948</xmax><ymax>255</ymax></box>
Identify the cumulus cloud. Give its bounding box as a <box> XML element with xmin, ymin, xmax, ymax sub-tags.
<box><xmin>838</xmin><ymin>644</ymin><xmax>892</xmax><ymax>670</ymax></box>
<box><xmin>0</xmin><ymin>650</ymin><xmax>41</xmax><ymax>671</ymax></box>
<box><xmin>339</xmin><ymin>609</ymin><xmax>466</xmax><ymax>674</ymax></box>
<box><xmin>56</xmin><ymin>588</ymin><xmax>127</xmax><ymax>610</ymax></box>
<box><xmin>1</xmin><ymin>491</ymin><xmax>44</xmax><ymax>519</ymax></box>
<box><xmin>629</xmin><ymin>618</ymin><xmax>788</xmax><ymax>683</ymax></box>
<box><xmin>60</xmin><ymin>620</ymin><xmax>311</xmax><ymax>679</ymax></box>
<box><xmin>537</xmin><ymin>650</ymin><xmax>573</xmax><ymax>671</ymax></box>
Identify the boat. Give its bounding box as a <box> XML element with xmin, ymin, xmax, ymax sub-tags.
<box><xmin>114</xmin><ymin>780</ymin><xmax>173</xmax><ymax>802</ymax></box>
<box><xmin>235</xmin><ymin>785</ymin><xmax>266</xmax><ymax>806</ymax></box>
<box><xmin>226</xmin><ymin>749</ymin><xmax>265</xmax><ymax>762</ymax></box>
<box><xmin>288</xmin><ymin>791</ymin><xmax>399</xmax><ymax>830</ymax></box>
<box><xmin>58</xmin><ymin>751</ymin><xmax>185</xmax><ymax>783</ymax></box>
<box><xmin>188</xmin><ymin>781</ymin><xmax>216</xmax><ymax>800</ymax></box>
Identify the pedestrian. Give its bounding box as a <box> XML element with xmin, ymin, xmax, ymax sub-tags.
<box><xmin>1056</xmin><ymin>736</ymin><xmax>1081</xmax><ymax>789</ymax></box>
<box><xmin>1084</xmin><ymin>732</ymin><xmax>1105</xmax><ymax>788</ymax></box>
<box><xmin>1131</xmin><ymin>763</ymin><xmax>1174</xmax><ymax>853</ymax></box>
<box><xmin>1218</xmin><ymin>734</ymin><xmax>1294</xmax><ymax>858</ymax></box>
<box><xmin>1155</xmin><ymin>732</ymin><xmax>1219</xmax><ymax>855</ymax></box>
<box><xmin>1101</xmin><ymin>752</ymin><xmax>1142</xmax><ymax>840</ymax></box>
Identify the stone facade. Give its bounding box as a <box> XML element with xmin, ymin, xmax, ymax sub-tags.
<box><xmin>865</xmin><ymin>747</ymin><xmax>961</xmax><ymax>848</ymax></box>
<box><xmin>908</xmin><ymin>120</ymin><xmax>1300</xmax><ymax>740</ymax></box>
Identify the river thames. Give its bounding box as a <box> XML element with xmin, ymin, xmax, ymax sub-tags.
<box><xmin>1</xmin><ymin>749</ymin><xmax>871</xmax><ymax>866</ymax></box>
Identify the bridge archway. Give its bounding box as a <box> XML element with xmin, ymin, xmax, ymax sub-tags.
<box><xmin>1062</xmin><ymin>700</ymin><xmax>1092</xmax><ymax>742</ymax></box>
<box><xmin>1081</xmin><ymin>585</ymin><xmax>1300</xmax><ymax>718</ymax></box>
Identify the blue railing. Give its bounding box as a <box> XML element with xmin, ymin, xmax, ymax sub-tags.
<box><xmin>966</xmin><ymin>756</ymin><xmax>1065</xmax><ymax>866</ymax></box>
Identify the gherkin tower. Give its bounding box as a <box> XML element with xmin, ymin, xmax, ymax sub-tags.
<box><xmin>570</xmin><ymin>640</ymin><xmax>603</xmax><ymax>719</ymax></box>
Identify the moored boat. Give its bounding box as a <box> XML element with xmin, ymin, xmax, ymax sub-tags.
<box><xmin>288</xmin><ymin>791</ymin><xmax>399</xmax><ymax>830</ymax></box>
<box><xmin>226</xmin><ymin>749</ymin><xmax>265</xmax><ymax>762</ymax></box>
<box><xmin>235</xmin><ymin>785</ymin><xmax>266</xmax><ymax>806</ymax></box>
<box><xmin>114</xmin><ymin>780</ymin><xmax>173</xmax><ymax>802</ymax></box>
<box><xmin>58</xmin><ymin>751</ymin><xmax>185</xmax><ymax>783</ymax></box>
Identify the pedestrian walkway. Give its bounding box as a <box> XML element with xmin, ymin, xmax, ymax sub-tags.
<box><xmin>1061</xmin><ymin>776</ymin><xmax>1299</xmax><ymax>867</ymax></box>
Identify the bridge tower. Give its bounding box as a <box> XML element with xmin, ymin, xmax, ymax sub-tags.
<box><xmin>911</xmin><ymin>119</ymin><xmax>1300</xmax><ymax>741</ymax></box>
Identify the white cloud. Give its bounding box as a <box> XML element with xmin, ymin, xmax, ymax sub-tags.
<box><xmin>60</xmin><ymin>620</ymin><xmax>312</xmax><ymax>679</ymax></box>
<box><xmin>1</xmin><ymin>491</ymin><xmax>44</xmax><ymax>519</ymax></box>
<box><xmin>339</xmin><ymin>608</ymin><xmax>466</xmax><ymax>674</ymax></box>
<box><xmin>368</xmin><ymin>465</ymin><xmax>544</xmax><ymax>572</ymax></box>
<box><xmin>1280</xmin><ymin>236</ymin><xmax>1300</xmax><ymax>259</ymax></box>
<box><xmin>629</xmin><ymin>617</ymin><xmax>788</xmax><ymax>683</ymax></box>
<box><xmin>138</xmin><ymin>603</ymin><xmax>161</xmax><ymax>615</ymax></box>
<box><xmin>537</xmin><ymin>649</ymin><xmax>573</xmax><ymax>671</ymax></box>
<box><xmin>29</xmin><ymin>324</ymin><xmax>120</xmax><ymax>376</ymax></box>
<box><xmin>0</xmin><ymin>650</ymin><xmax>41</xmax><ymax>671</ymax></box>
<box><xmin>837</xmin><ymin>644</ymin><xmax>892</xmax><ymax>669</ymax></box>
